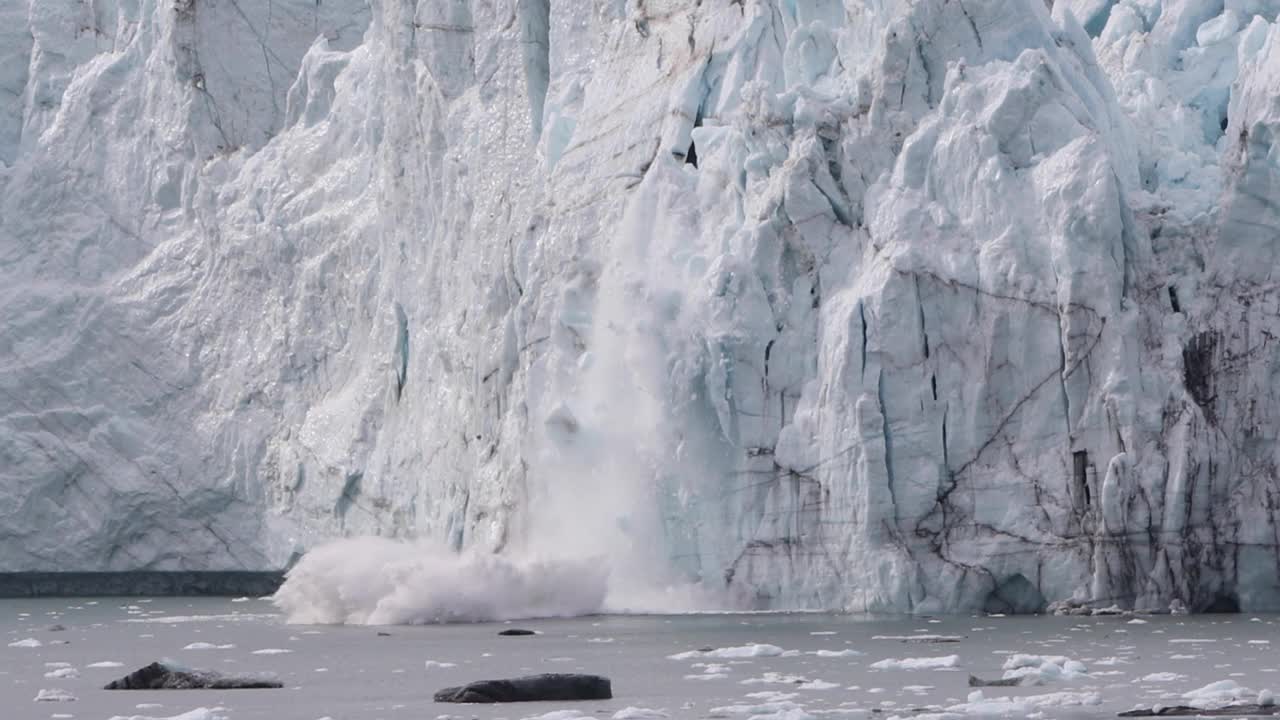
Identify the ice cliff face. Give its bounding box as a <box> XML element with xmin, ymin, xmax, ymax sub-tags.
<box><xmin>3</xmin><ymin>0</ymin><xmax>1280</xmax><ymax>614</ymax></box>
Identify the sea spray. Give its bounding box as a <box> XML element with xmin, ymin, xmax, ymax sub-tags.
<box><xmin>273</xmin><ymin>538</ymin><xmax>607</xmax><ymax>624</ymax></box>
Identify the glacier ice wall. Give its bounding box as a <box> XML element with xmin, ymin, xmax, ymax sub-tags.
<box><xmin>4</xmin><ymin>0</ymin><xmax>1280</xmax><ymax>613</ymax></box>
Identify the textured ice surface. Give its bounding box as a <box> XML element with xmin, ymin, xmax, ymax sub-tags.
<box><xmin>869</xmin><ymin>655</ymin><xmax>960</xmax><ymax>670</ymax></box>
<box><xmin>1182</xmin><ymin>679</ymin><xmax>1260</xmax><ymax>709</ymax></box>
<box><xmin>34</xmin><ymin>687</ymin><xmax>77</xmax><ymax>702</ymax></box>
<box><xmin>670</xmin><ymin>644</ymin><xmax>788</xmax><ymax>660</ymax></box>
<box><xmin>999</xmin><ymin>654</ymin><xmax>1089</xmax><ymax>684</ymax></box>
<box><xmin>106</xmin><ymin>710</ymin><xmax>227</xmax><ymax>720</ymax></box>
<box><xmin>4</xmin><ymin>0</ymin><xmax>1280</xmax><ymax>614</ymax></box>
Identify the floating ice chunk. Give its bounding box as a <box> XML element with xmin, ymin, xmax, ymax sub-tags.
<box><xmin>424</xmin><ymin>660</ymin><xmax>457</xmax><ymax>669</ymax></box>
<box><xmin>946</xmin><ymin>690</ymin><xmax>1101</xmax><ymax>715</ymax></box>
<box><xmin>107</xmin><ymin>710</ymin><xmax>229</xmax><ymax>720</ymax></box>
<box><xmin>183</xmin><ymin>642</ymin><xmax>235</xmax><ymax>650</ymax></box>
<box><xmin>1136</xmin><ymin>672</ymin><xmax>1185</xmax><ymax>682</ymax></box>
<box><xmin>998</xmin><ymin>654</ymin><xmax>1072</xmax><ymax>667</ymax></box>
<box><xmin>808</xmin><ymin>649</ymin><xmax>861</xmax><ymax>657</ymax></box>
<box><xmin>251</xmin><ymin>648</ymin><xmax>293</xmax><ymax>655</ymax></box>
<box><xmin>746</xmin><ymin>691</ymin><xmax>799</xmax><ymax>701</ymax></box>
<box><xmin>669</xmin><ymin>644</ymin><xmax>787</xmax><ymax>660</ymax></box>
<box><xmin>44</xmin><ymin>667</ymin><xmax>79</xmax><ymax>679</ymax></box>
<box><xmin>1181</xmin><ymin>680</ymin><xmax>1258</xmax><ymax>709</ymax></box>
<box><xmin>999</xmin><ymin>654</ymin><xmax>1088</xmax><ymax>684</ymax></box>
<box><xmin>1091</xmin><ymin>606</ymin><xmax>1127</xmax><ymax>616</ymax></box>
<box><xmin>518</xmin><ymin>711</ymin><xmax>590</xmax><ymax>720</ymax></box>
<box><xmin>9</xmin><ymin>637</ymin><xmax>41</xmax><ymax>647</ymax></box>
<box><xmin>740</xmin><ymin>672</ymin><xmax>811</xmax><ymax>685</ymax></box>
<box><xmin>707</xmin><ymin>700</ymin><xmax>815</xmax><ymax>719</ymax></box>
<box><xmin>127</xmin><ymin>614</ymin><xmax>276</xmax><ymax>624</ymax></box>
<box><xmin>870</xmin><ymin>656</ymin><xmax>959</xmax><ymax>671</ymax></box>
<box><xmin>88</xmin><ymin>661</ymin><xmax>125</xmax><ymax>668</ymax></box>
<box><xmin>747</xmin><ymin>711</ymin><xmax>813</xmax><ymax>720</ymax></box>
<box><xmin>34</xmin><ymin>688</ymin><xmax>76</xmax><ymax>702</ymax></box>
<box><xmin>1260</xmin><ymin>689</ymin><xmax>1275</xmax><ymax>707</ymax></box>
<box><xmin>872</xmin><ymin>635</ymin><xmax>963</xmax><ymax>643</ymax></box>
<box><xmin>1127</xmin><ymin>618</ymin><xmax>1148</xmax><ymax>625</ymax></box>
<box><xmin>798</xmin><ymin>679</ymin><xmax>838</xmax><ymax>690</ymax></box>
<box><xmin>612</xmin><ymin>708</ymin><xmax>668</xmax><ymax>719</ymax></box>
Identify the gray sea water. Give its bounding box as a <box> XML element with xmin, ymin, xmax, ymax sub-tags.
<box><xmin>2</xmin><ymin>597</ymin><xmax>1277</xmax><ymax>720</ymax></box>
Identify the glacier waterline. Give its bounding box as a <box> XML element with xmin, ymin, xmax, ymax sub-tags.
<box><xmin>3</xmin><ymin>0</ymin><xmax>1280</xmax><ymax>613</ymax></box>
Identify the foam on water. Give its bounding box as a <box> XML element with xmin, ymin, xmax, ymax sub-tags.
<box><xmin>273</xmin><ymin>527</ymin><xmax>733</xmax><ymax>624</ymax></box>
<box><xmin>273</xmin><ymin>537</ymin><xmax>610</xmax><ymax>624</ymax></box>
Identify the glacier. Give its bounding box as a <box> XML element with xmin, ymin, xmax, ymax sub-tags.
<box><xmin>3</xmin><ymin>0</ymin><xmax>1280</xmax><ymax>616</ymax></box>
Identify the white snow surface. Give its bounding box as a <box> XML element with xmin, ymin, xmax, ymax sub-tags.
<box><xmin>4</xmin><ymin>0</ymin><xmax>1280</xmax><ymax>616</ymax></box>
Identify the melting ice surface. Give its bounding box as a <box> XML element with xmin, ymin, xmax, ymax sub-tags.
<box><xmin>6</xmin><ymin>598</ymin><xmax>1280</xmax><ymax>719</ymax></box>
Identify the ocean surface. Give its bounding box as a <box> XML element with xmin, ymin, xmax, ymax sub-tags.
<box><xmin>2</xmin><ymin>597</ymin><xmax>1276</xmax><ymax>720</ymax></box>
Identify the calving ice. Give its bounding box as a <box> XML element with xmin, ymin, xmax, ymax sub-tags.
<box><xmin>2</xmin><ymin>0</ymin><xmax>1279</xmax><ymax>617</ymax></box>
